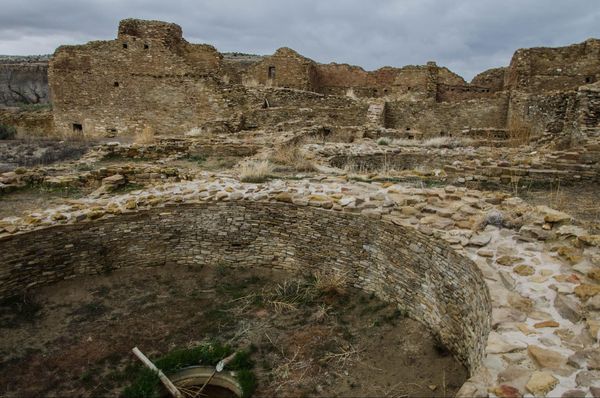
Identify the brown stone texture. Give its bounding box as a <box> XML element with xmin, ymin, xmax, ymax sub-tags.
<box><xmin>0</xmin><ymin>201</ymin><xmax>491</xmax><ymax>372</ymax></box>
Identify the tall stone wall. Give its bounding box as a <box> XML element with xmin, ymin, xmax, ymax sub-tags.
<box><xmin>505</xmin><ymin>38</ymin><xmax>600</xmax><ymax>93</ymax></box>
<box><xmin>0</xmin><ymin>201</ymin><xmax>491</xmax><ymax>372</ymax></box>
<box><xmin>385</xmin><ymin>94</ymin><xmax>509</xmax><ymax>136</ymax></box>
<box><xmin>244</xmin><ymin>47</ymin><xmax>319</xmax><ymax>91</ymax></box>
<box><xmin>49</xmin><ymin>19</ymin><xmax>238</xmax><ymax>137</ymax></box>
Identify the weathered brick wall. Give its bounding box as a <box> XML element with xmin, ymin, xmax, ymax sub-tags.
<box><xmin>244</xmin><ymin>47</ymin><xmax>319</xmax><ymax>91</ymax></box>
<box><xmin>577</xmin><ymin>82</ymin><xmax>600</xmax><ymax>129</ymax></box>
<box><xmin>384</xmin><ymin>94</ymin><xmax>509</xmax><ymax>136</ymax></box>
<box><xmin>49</xmin><ymin>19</ymin><xmax>237</xmax><ymax>137</ymax></box>
<box><xmin>505</xmin><ymin>38</ymin><xmax>600</xmax><ymax>92</ymax></box>
<box><xmin>0</xmin><ymin>201</ymin><xmax>491</xmax><ymax>372</ymax></box>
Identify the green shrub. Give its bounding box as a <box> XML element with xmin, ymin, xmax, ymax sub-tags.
<box><xmin>0</xmin><ymin>124</ymin><xmax>16</xmax><ymax>140</ymax></box>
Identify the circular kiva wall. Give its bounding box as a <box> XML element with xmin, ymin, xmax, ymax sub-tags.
<box><xmin>0</xmin><ymin>201</ymin><xmax>491</xmax><ymax>373</ymax></box>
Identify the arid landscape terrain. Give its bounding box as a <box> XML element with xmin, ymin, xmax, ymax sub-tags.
<box><xmin>0</xmin><ymin>17</ymin><xmax>599</xmax><ymax>398</ymax></box>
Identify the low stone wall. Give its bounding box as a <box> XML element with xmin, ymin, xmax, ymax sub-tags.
<box><xmin>0</xmin><ymin>201</ymin><xmax>491</xmax><ymax>374</ymax></box>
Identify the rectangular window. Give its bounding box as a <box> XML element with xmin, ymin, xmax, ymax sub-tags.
<box><xmin>268</xmin><ymin>66</ymin><xmax>276</xmax><ymax>79</ymax></box>
<box><xmin>72</xmin><ymin>123</ymin><xmax>83</xmax><ymax>133</ymax></box>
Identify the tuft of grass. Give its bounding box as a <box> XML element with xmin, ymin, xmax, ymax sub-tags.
<box><xmin>134</xmin><ymin>125</ymin><xmax>156</xmax><ymax>145</ymax></box>
<box><xmin>312</xmin><ymin>270</ymin><xmax>349</xmax><ymax>296</ymax></box>
<box><xmin>239</xmin><ymin>160</ymin><xmax>273</xmax><ymax>183</ymax></box>
<box><xmin>376</xmin><ymin>137</ymin><xmax>390</xmax><ymax>146</ymax></box>
<box><xmin>269</xmin><ymin>145</ymin><xmax>316</xmax><ymax>172</ymax></box>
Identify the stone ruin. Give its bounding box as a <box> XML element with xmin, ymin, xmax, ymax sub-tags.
<box><xmin>43</xmin><ymin>18</ymin><xmax>599</xmax><ymax>141</ymax></box>
<box><xmin>1</xmin><ymin>18</ymin><xmax>600</xmax><ymax>398</ymax></box>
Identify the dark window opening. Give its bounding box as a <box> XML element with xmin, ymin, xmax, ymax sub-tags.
<box><xmin>407</xmin><ymin>87</ymin><xmax>411</xmax><ymax>91</ymax></box>
<box><xmin>585</xmin><ymin>76</ymin><xmax>594</xmax><ymax>83</ymax></box>
<box><xmin>107</xmin><ymin>128</ymin><xmax>117</xmax><ymax>133</ymax></box>
<box><xmin>440</xmin><ymin>131</ymin><xmax>447</xmax><ymax>136</ymax></box>
<box><xmin>374</xmin><ymin>89</ymin><xmax>378</xmax><ymax>93</ymax></box>
<box><xmin>144</xmin><ymin>44</ymin><xmax>149</xmax><ymax>49</ymax></box>
<box><xmin>114</xmin><ymin>82</ymin><xmax>119</xmax><ymax>87</ymax></box>
<box><xmin>268</xmin><ymin>66</ymin><xmax>276</xmax><ymax>79</ymax></box>
<box><xmin>408</xmin><ymin>135</ymin><xmax>414</xmax><ymax>140</ymax></box>
<box><xmin>383</xmin><ymin>88</ymin><xmax>388</xmax><ymax>93</ymax></box>
<box><xmin>72</xmin><ymin>123</ymin><xmax>83</xmax><ymax>133</ymax></box>
<box><xmin>122</xmin><ymin>43</ymin><xmax>128</xmax><ymax>49</ymax></box>
<box><xmin>405</xmin><ymin>127</ymin><xmax>411</xmax><ymax>131</ymax></box>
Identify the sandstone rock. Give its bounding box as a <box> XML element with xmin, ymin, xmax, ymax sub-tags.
<box><xmin>534</xmin><ymin>321</ymin><xmax>560</xmax><ymax>329</ymax></box>
<box><xmin>497</xmin><ymin>255</ymin><xmax>523</xmax><ymax>267</ymax></box>
<box><xmin>492</xmin><ymin>385</ymin><xmax>521</xmax><ymax>398</ymax></box>
<box><xmin>513</xmin><ymin>264</ymin><xmax>535</xmax><ymax>276</ymax></box>
<box><xmin>587</xmin><ymin>295</ymin><xmax>600</xmax><ymax>311</ymax></box>
<box><xmin>526</xmin><ymin>371</ymin><xmax>558</xmax><ymax>396</ymax></box>
<box><xmin>125</xmin><ymin>199</ymin><xmax>137</xmax><ymax>210</ymax></box>
<box><xmin>558</xmin><ymin>246</ymin><xmax>583</xmax><ymax>264</ymax></box>
<box><xmin>469</xmin><ymin>233</ymin><xmax>492</xmax><ymax>247</ymax></box>
<box><xmin>274</xmin><ymin>192</ymin><xmax>293</xmax><ymax>203</ymax></box>
<box><xmin>487</xmin><ymin>331</ymin><xmax>527</xmax><ymax>354</ymax></box>
<box><xmin>575</xmin><ymin>370</ymin><xmax>600</xmax><ymax>387</ymax></box>
<box><xmin>589</xmin><ymin>268</ymin><xmax>600</xmax><ymax>282</ymax></box>
<box><xmin>579</xmin><ymin>235</ymin><xmax>600</xmax><ymax>247</ymax></box>
<box><xmin>554</xmin><ymin>293</ymin><xmax>582</xmax><ymax>323</ymax></box>
<box><xmin>537</xmin><ymin>205</ymin><xmax>571</xmax><ymax>223</ymax></box>
<box><xmin>528</xmin><ymin>345</ymin><xmax>567</xmax><ymax>370</ymax></box>
<box><xmin>591</xmin><ymin>386</ymin><xmax>600</xmax><ymax>398</ymax></box>
<box><xmin>561</xmin><ymin>389</ymin><xmax>586</xmax><ymax>398</ymax></box>
<box><xmin>575</xmin><ymin>284</ymin><xmax>600</xmax><ymax>300</ymax></box>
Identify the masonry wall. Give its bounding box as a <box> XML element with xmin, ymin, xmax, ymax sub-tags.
<box><xmin>49</xmin><ymin>19</ymin><xmax>238</xmax><ymax>137</ymax></box>
<box><xmin>0</xmin><ymin>201</ymin><xmax>491</xmax><ymax>372</ymax></box>
<box><xmin>244</xmin><ymin>47</ymin><xmax>319</xmax><ymax>91</ymax></box>
<box><xmin>505</xmin><ymin>38</ymin><xmax>600</xmax><ymax>92</ymax></box>
<box><xmin>242</xmin><ymin>88</ymin><xmax>368</xmax><ymax>128</ymax></box>
<box><xmin>385</xmin><ymin>94</ymin><xmax>509</xmax><ymax>136</ymax></box>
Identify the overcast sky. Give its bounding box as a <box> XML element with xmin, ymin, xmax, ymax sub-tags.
<box><xmin>0</xmin><ymin>0</ymin><xmax>598</xmax><ymax>80</ymax></box>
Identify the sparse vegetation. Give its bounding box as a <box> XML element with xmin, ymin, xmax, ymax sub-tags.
<box><xmin>0</xmin><ymin>124</ymin><xmax>17</xmax><ymax>140</ymax></box>
<box><xmin>134</xmin><ymin>125</ymin><xmax>156</xmax><ymax>144</ymax></box>
<box><xmin>269</xmin><ymin>144</ymin><xmax>316</xmax><ymax>172</ymax></box>
<box><xmin>239</xmin><ymin>160</ymin><xmax>274</xmax><ymax>183</ymax></box>
<box><xmin>376</xmin><ymin>137</ymin><xmax>390</xmax><ymax>145</ymax></box>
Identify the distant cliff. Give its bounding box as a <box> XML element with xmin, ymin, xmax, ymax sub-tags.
<box><xmin>0</xmin><ymin>55</ymin><xmax>50</xmax><ymax>106</ymax></box>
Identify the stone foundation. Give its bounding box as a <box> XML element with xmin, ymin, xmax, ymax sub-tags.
<box><xmin>0</xmin><ymin>201</ymin><xmax>491</xmax><ymax>373</ymax></box>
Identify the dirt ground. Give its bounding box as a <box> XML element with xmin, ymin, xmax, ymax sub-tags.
<box><xmin>0</xmin><ymin>264</ymin><xmax>467</xmax><ymax>398</ymax></box>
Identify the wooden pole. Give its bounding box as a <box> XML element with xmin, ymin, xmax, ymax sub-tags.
<box><xmin>132</xmin><ymin>347</ymin><xmax>182</xmax><ymax>398</ymax></box>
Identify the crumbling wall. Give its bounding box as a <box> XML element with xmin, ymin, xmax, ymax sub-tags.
<box><xmin>244</xmin><ymin>47</ymin><xmax>319</xmax><ymax>91</ymax></box>
<box><xmin>49</xmin><ymin>19</ymin><xmax>236</xmax><ymax>137</ymax></box>
<box><xmin>242</xmin><ymin>87</ymin><xmax>368</xmax><ymax>129</ymax></box>
<box><xmin>385</xmin><ymin>94</ymin><xmax>509</xmax><ymax>136</ymax></box>
<box><xmin>577</xmin><ymin>82</ymin><xmax>600</xmax><ymax>130</ymax></box>
<box><xmin>505</xmin><ymin>38</ymin><xmax>600</xmax><ymax>92</ymax></box>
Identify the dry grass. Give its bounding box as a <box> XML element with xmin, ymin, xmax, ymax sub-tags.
<box><xmin>313</xmin><ymin>270</ymin><xmax>349</xmax><ymax>296</ymax></box>
<box><xmin>239</xmin><ymin>160</ymin><xmax>274</xmax><ymax>183</ymax></box>
<box><xmin>270</xmin><ymin>144</ymin><xmax>316</xmax><ymax>172</ymax></box>
<box><xmin>133</xmin><ymin>125</ymin><xmax>156</xmax><ymax>144</ymax></box>
<box><xmin>507</xmin><ymin>118</ymin><xmax>532</xmax><ymax>146</ymax></box>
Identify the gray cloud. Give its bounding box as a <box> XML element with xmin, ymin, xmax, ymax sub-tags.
<box><xmin>0</xmin><ymin>0</ymin><xmax>598</xmax><ymax>80</ymax></box>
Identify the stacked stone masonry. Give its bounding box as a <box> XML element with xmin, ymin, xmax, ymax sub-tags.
<box><xmin>0</xmin><ymin>201</ymin><xmax>491</xmax><ymax>374</ymax></box>
<box><xmin>41</xmin><ymin>19</ymin><xmax>600</xmax><ymax>141</ymax></box>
